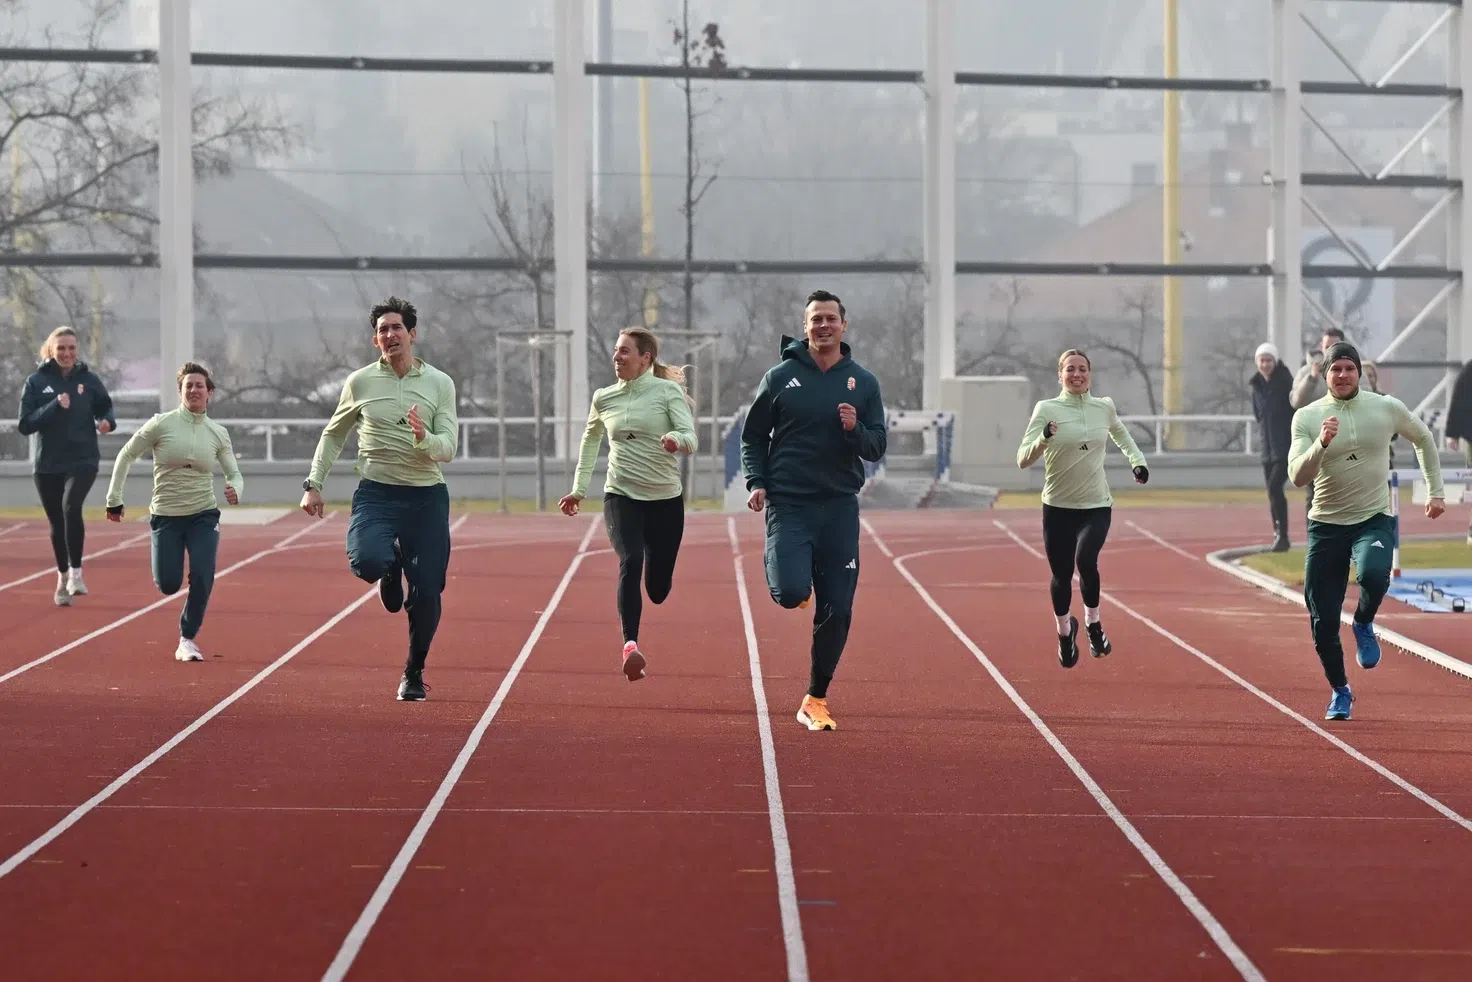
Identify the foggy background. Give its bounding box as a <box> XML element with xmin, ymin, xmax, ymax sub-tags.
<box><xmin>2</xmin><ymin>0</ymin><xmax>1461</xmax><ymax>465</ymax></box>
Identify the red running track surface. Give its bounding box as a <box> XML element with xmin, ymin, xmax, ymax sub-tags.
<box><xmin>0</xmin><ymin>505</ymin><xmax>1468</xmax><ymax>981</ymax></box>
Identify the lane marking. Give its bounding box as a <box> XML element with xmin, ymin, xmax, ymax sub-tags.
<box><xmin>0</xmin><ymin>517</ymin><xmax>335</xmax><ymax>686</ymax></box>
<box><xmin>1128</xmin><ymin>516</ymin><xmax>1472</xmax><ymax>681</ymax></box>
<box><xmin>862</xmin><ymin>518</ymin><xmax>1266</xmax><ymax>982</ymax></box>
<box><xmin>991</xmin><ymin>519</ymin><xmax>1472</xmax><ymax>835</ymax></box>
<box><xmin>0</xmin><ymin>513</ymin><xmax>463</xmax><ymax>882</ymax></box>
<box><xmin>0</xmin><ymin>532</ymin><xmax>152</xmax><ymax>594</ymax></box>
<box><xmin>320</xmin><ymin>515</ymin><xmax>599</xmax><ymax>982</ymax></box>
<box><xmin>1277</xmin><ymin>947</ymin><xmax>1472</xmax><ymax>957</ymax></box>
<box><xmin>0</xmin><ymin>802</ymin><xmax>1456</xmax><ymax>821</ymax></box>
<box><xmin>728</xmin><ymin>516</ymin><xmax>810</xmax><ymax>982</ymax></box>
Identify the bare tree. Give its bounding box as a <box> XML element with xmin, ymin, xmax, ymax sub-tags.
<box><xmin>1082</xmin><ymin>284</ymin><xmax>1162</xmax><ymax>416</ymax></box>
<box><xmin>956</xmin><ymin>277</ymin><xmax>1052</xmax><ymax>380</ymax></box>
<box><xmin>1</xmin><ymin>0</ymin><xmax>296</xmax><ymax>391</ymax></box>
<box><xmin>670</xmin><ymin>4</ymin><xmax>727</xmax><ymax>342</ymax></box>
<box><xmin>721</xmin><ymin>274</ymin><xmax>807</xmax><ymax>409</ymax></box>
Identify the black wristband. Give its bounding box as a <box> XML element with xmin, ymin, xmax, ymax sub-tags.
<box><xmin>106</xmin><ymin>505</ymin><xmax>123</xmax><ymax>516</ymax></box>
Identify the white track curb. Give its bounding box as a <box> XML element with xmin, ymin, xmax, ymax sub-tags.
<box><xmin>1206</xmin><ymin>543</ymin><xmax>1472</xmax><ymax>682</ymax></box>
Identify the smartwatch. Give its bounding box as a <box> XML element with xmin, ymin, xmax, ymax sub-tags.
<box><xmin>302</xmin><ymin>479</ymin><xmax>318</xmax><ymax>492</ymax></box>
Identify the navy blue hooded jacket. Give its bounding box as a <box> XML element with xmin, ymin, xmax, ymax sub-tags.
<box><xmin>739</xmin><ymin>334</ymin><xmax>887</xmax><ymax>498</ymax></box>
<box><xmin>16</xmin><ymin>359</ymin><xmax>116</xmax><ymax>474</ymax></box>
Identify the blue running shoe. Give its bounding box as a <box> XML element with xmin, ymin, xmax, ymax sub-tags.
<box><xmin>1325</xmin><ymin>685</ymin><xmax>1354</xmax><ymax>721</ymax></box>
<box><xmin>1352</xmin><ymin>620</ymin><xmax>1381</xmax><ymax>669</ymax></box>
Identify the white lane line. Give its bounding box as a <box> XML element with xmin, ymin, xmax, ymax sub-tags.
<box><xmin>319</xmin><ymin>515</ymin><xmax>599</xmax><ymax>982</ymax></box>
<box><xmin>863</xmin><ymin>517</ymin><xmax>1267</xmax><ymax>982</ymax></box>
<box><xmin>728</xmin><ymin>516</ymin><xmax>810</xmax><ymax>982</ymax></box>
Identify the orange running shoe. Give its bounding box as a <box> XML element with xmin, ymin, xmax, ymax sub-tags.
<box><xmin>796</xmin><ymin>694</ymin><xmax>835</xmax><ymax>730</ymax></box>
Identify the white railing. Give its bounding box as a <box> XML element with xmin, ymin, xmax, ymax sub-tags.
<box><xmin>1</xmin><ymin>415</ymin><xmax>739</xmax><ymax>463</ymax></box>
<box><xmin>1118</xmin><ymin>414</ymin><xmax>1257</xmax><ymax>456</ymax></box>
<box><xmin>3</xmin><ymin>412</ymin><xmax>1449</xmax><ymax>464</ymax></box>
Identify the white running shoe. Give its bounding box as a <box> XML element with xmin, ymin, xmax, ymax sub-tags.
<box><xmin>54</xmin><ymin>572</ymin><xmax>71</xmax><ymax>607</ymax></box>
<box><xmin>66</xmin><ymin>568</ymin><xmax>87</xmax><ymax>596</ymax></box>
<box><xmin>175</xmin><ymin>638</ymin><xmax>203</xmax><ymax>662</ymax></box>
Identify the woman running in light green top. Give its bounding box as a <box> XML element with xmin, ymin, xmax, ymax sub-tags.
<box><xmin>105</xmin><ymin>362</ymin><xmax>243</xmax><ymax>664</ymax></box>
<box><xmin>1017</xmin><ymin>349</ymin><xmax>1149</xmax><ymax>669</ymax></box>
<box><xmin>559</xmin><ymin>327</ymin><xmax>697</xmax><ymax>682</ymax></box>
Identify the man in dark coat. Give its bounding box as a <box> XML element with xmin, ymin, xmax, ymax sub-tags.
<box><xmin>1250</xmin><ymin>342</ymin><xmax>1295</xmax><ymax>551</ymax></box>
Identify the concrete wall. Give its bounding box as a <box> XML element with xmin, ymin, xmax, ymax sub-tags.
<box><xmin>938</xmin><ymin>375</ymin><xmax>1036</xmax><ymax>489</ymax></box>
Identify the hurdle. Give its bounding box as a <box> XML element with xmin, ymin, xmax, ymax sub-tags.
<box><xmin>1388</xmin><ymin>466</ymin><xmax>1472</xmax><ymax>577</ymax></box>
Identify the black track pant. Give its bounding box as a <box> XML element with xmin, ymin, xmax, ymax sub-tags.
<box><xmin>34</xmin><ymin>469</ymin><xmax>98</xmax><ymax>573</ymax></box>
<box><xmin>1263</xmin><ymin>457</ymin><xmax>1289</xmax><ymax>535</ymax></box>
<box><xmin>763</xmin><ymin>493</ymin><xmax>860</xmax><ymax>700</ymax></box>
<box><xmin>1303</xmin><ymin>514</ymin><xmax>1394</xmax><ymax>689</ymax></box>
<box><xmin>346</xmin><ymin>480</ymin><xmax>452</xmax><ymax>671</ymax></box>
<box><xmin>603</xmin><ymin>492</ymin><xmax>686</xmax><ymax>644</ymax></box>
<box><xmin>1041</xmin><ymin>504</ymin><xmax>1112</xmax><ymax>617</ymax></box>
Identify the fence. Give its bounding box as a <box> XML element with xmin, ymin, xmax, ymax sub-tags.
<box><xmin>5</xmin><ymin>411</ymin><xmax>1454</xmax><ymax>469</ymax></box>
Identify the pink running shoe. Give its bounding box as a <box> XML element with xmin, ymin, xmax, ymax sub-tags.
<box><xmin>622</xmin><ymin>640</ymin><xmax>647</xmax><ymax>682</ymax></box>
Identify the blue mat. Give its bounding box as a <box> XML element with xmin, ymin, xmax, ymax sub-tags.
<box><xmin>1389</xmin><ymin>569</ymin><xmax>1472</xmax><ymax>613</ymax></box>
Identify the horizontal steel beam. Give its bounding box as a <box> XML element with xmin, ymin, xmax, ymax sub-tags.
<box><xmin>1375</xmin><ymin>360</ymin><xmax>1467</xmax><ymax>370</ymax></box>
<box><xmin>1303</xmin><ymin>264</ymin><xmax>1458</xmax><ymax>279</ymax></box>
<box><xmin>3</xmin><ymin>253</ymin><xmax>1460</xmax><ymax>279</ymax></box>
<box><xmin>953</xmin><ymin>72</ymin><xmax>1268</xmax><ymax>92</ymax></box>
<box><xmin>1302</xmin><ymin>172</ymin><xmax>1461</xmax><ymax>189</ymax></box>
<box><xmin>0</xmin><ymin>47</ymin><xmax>1273</xmax><ymax>92</ymax></box>
<box><xmin>1302</xmin><ymin>80</ymin><xmax>1459</xmax><ymax>97</ymax></box>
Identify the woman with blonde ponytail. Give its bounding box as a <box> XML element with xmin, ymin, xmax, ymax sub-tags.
<box><xmin>17</xmin><ymin>326</ymin><xmax>117</xmax><ymax>606</ymax></box>
<box><xmin>560</xmin><ymin>326</ymin><xmax>698</xmax><ymax>682</ymax></box>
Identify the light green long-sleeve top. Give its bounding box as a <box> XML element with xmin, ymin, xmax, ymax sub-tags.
<box><xmin>105</xmin><ymin>406</ymin><xmax>244</xmax><ymax>516</ymax></box>
<box><xmin>306</xmin><ymin>357</ymin><xmax>459</xmax><ymax>489</ymax></box>
<box><xmin>572</xmin><ymin>368</ymin><xmax>698</xmax><ymax>500</ymax></box>
<box><xmin>1289</xmin><ymin>387</ymin><xmax>1443</xmax><ymax>525</ymax></box>
<box><xmin>1016</xmin><ymin>389</ymin><xmax>1148</xmax><ymax>509</ymax></box>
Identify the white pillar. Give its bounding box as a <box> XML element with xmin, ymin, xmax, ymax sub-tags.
<box><xmin>1447</xmin><ymin>3</ymin><xmax>1471</xmax><ymax>375</ymax></box>
<box><xmin>591</xmin><ymin>0</ymin><xmax>612</xmax><ymax>219</ymax></box>
<box><xmin>553</xmin><ymin>0</ymin><xmax>589</xmax><ymax>458</ymax></box>
<box><xmin>1268</xmin><ymin>0</ymin><xmax>1303</xmax><ymax>363</ymax></box>
<box><xmin>922</xmin><ymin>0</ymin><xmax>957</xmax><ymax>414</ymax></box>
<box><xmin>157</xmin><ymin>0</ymin><xmax>193</xmax><ymax>411</ymax></box>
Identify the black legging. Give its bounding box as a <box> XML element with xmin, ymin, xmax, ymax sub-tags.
<box><xmin>1041</xmin><ymin>504</ymin><xmax>1112</xmax><ymax>616</ymax></box>
<box><xmin>602</xmin><ymin>492</ymin><xmax>685</xmax><ymax>644</ymax></box>
<box><xmin>34</xmin><ymin>469</ymin><xmax>98</xmax><ymax>574</ymax></box>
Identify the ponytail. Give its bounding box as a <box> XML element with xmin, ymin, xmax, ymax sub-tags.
<box><xmin>652</xmin><ymin>361</ymin><xmax>695</xmax><ymax>406</ymax></box>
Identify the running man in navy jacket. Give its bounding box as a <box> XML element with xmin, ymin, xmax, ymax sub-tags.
<box><xmin>740</xmin><ymin>289</ymin><xmax>887</xmax><ymax>731</ymax></box>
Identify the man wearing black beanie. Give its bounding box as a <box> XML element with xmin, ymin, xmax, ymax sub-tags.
<box><xmin>1288</xmin><ymin>341</ymin><xmax>1446</xmax><ymax>721</ymax></box>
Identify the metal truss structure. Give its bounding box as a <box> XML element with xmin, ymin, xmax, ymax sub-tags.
<box><xmin>2</xmin><ymin>0</ymin><xmax>1467</xmax><ymax>424</ymax></box>
<box><xmin>1273</xmin><ymin>0</ymin><xmax>1470</xmax><ymax>420</ymax></box>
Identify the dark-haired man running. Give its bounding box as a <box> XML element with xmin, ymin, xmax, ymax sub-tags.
<box><xmin>301</xmin><ymin>296</ymin><xmax>459</xmax><ymax>702</ymax></box>
<box><xmin>740</xmin><ymin>289</ymin><xmax>887</xmax><ymax>731</ymax></box>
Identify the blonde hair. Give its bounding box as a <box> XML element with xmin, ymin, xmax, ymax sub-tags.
<box><xmin>620</xmin><ymin>327</ymin><xmax>695</xmax><ymax>406</ymax></box>
<box><xmin>39</xmin><ymin>326</ymin><xmax>78</xmax><ymax>362</ymax></box>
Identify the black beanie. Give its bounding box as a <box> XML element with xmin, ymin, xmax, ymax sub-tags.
<box><xmin>1323</xmin><ymin>340</ymin><xmax>1362</xmax><ymax>374</ymax></box>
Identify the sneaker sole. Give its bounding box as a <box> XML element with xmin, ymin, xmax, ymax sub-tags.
<box><xmin>796</xmin><ymin>711</ymin><xmax>835</xmax><ymax>731</ymax></box>
<box><xmin>622</xmin><ymin>650</ymin><xmax>647</xmax><ymax>682</ymax></box>
<box><xmin>397</xmin><ymin>691</ymin><xmax>426</xmax><ymax>701</ymax></box>
<box><xmin>175</xmin><ymin>652</ymin><xmax>202</xmax><ymax>662</ymax></box>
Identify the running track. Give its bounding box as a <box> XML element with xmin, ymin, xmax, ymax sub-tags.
<box><xmin>0</xmin><ymin>502</ymin><xmax>1469</xmax><ymax>980</ymax></box>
